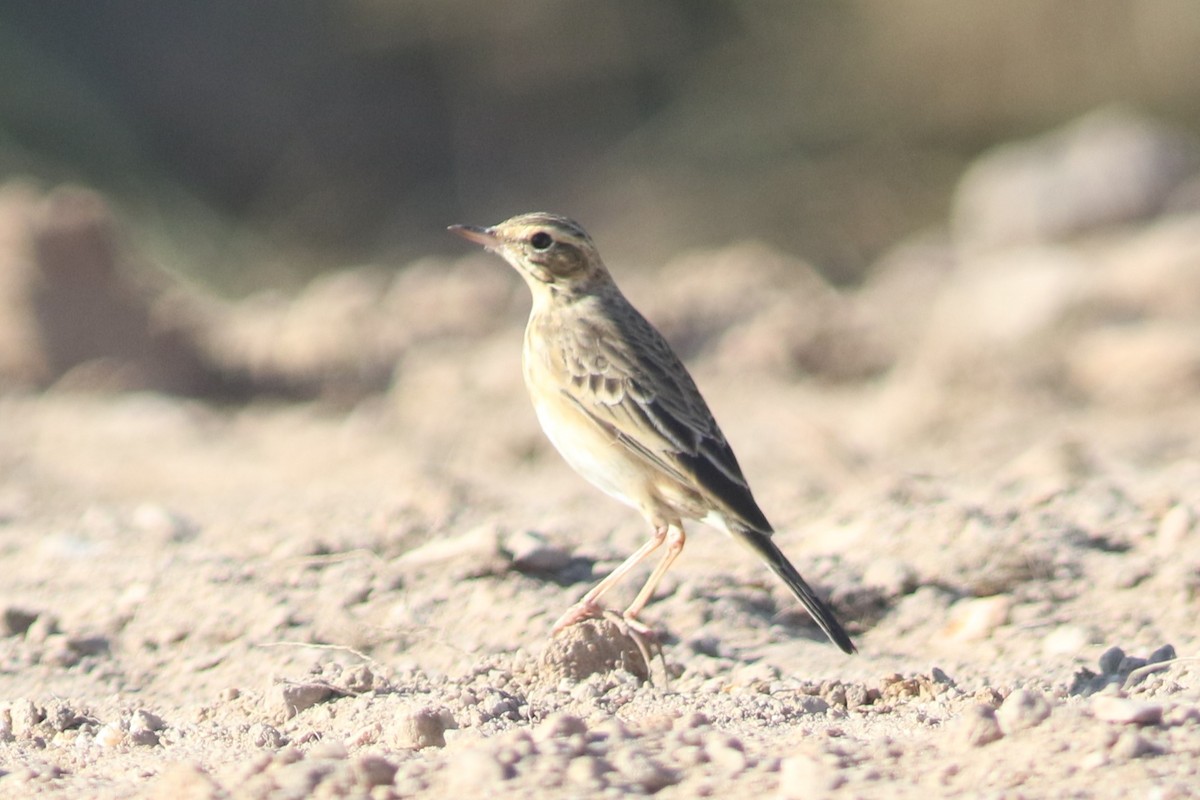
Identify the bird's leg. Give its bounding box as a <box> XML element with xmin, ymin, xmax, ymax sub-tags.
<box><xmin>622</xmin><ymin>524</ymin><xmax>686</xmax><ymax>628</ymax></box>
<box><xmin>552</xmin><ymin>525</ymin><xmax>668</xmax><ymax>633</ymax></box>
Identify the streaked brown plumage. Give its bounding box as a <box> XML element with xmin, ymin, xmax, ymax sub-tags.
<box><xmin>450</xmin><ymin>212</ymin><xmax>855</xmax><ymax>654</ymax></box>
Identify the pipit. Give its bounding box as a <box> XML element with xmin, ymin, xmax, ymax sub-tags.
<box><xmin>450</xmin><ymin>213</ymin><xmax>855</xmax><ymax>654</ymax></box>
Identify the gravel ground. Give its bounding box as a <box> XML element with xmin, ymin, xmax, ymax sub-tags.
<box><xmin>1</xmin><ymin>112</ymin><xmax>1200</xmax><ymax>798</ymax></box>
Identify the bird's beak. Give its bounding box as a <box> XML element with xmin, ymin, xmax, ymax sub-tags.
<box><xmin>448</xmin><ymin>224</ymin><xmax>500</xmax><ymax>249</ymax></box>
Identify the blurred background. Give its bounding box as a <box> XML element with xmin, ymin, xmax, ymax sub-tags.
<box><xmin>5</xmin><ymin>0</ymin><xmax>1200</xmax><ymax>292</ymax></box>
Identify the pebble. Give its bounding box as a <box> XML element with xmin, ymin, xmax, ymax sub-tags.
<box><xmin>1092</xmin><ymin>696</ymin><xmax>1164</xmax><ymax>725</ymax></box>
<box><xmin>1098</xmin><ymin>646</ymin><xmax>1126</xmax><ymax>675</ymax></box>
<box><xmin>611</xmin><ymin>749</ymin><xmax>678</xmax><ymax>793</ymax></box>
<box><xmin>1156</xmin><ymin>504</ymin><xmax>1194</xmax><ymax>552</ymax></box>
<box><xmin>503</xmin><ymin>529</ymin><xmax>572</xmax><ymax>573</ymax></box>
<box><xmin>1042</xmin><ymin>625</ymin><xmax>1091</xmax><ymax>656</ymax></box>
<box><xmin>704</xmin><ymin>735</ymin><xmax>747</xmax><ymax>775</ymax></box>
<box><xmin>956</xmin><ymin>704</ymin><xmax>1004</xmax><ymax>747</ymax></box>
<box><xmin>269</xmin><ymin>682</ymin><xmax>334</xmax><ymax>720</ymax></box>
<box><xmin>778</xmin><ymin>750</ymin><xmax>840</xmax><ymax>797</ymax></box>
<box><xmin>393</xmin><ymin>706</ymin><xmax>452</xmax><ymax>749</ymax></box>
<box><xmin>532</xmin><ymin>712</ymin><xmax>588</xmax><ymax>744</ymax></box>
<box><xmin>862</xmin><ymin>558</ymin><xmax>918</xmax><ymax>598</ymax></box>
<box><xmin>1110</xmin><ymin>729</ymin><xmax>1159</xmax><ymax>760</ymax></box>
<box><xmin>353</xmin><ymin>754</ymin><xmax>398</xmax><ymax>788</ymax></box>
<box><xmin>941</xmin><ymin>595</ymin><xmax>1011</xmax><ymax>641</ymax></box>
<box><xmin>248</xmin><ymin>723</ymin><xmax>285</xmax><ymax>749</ymax></box>
<box><xmin>8</xmin><ymin>699</ymin><xmax>45</xmax><ymax>738</ymax></box>
<box><xmin>996</xmin><ymin>689</ymin><xmax>1052</xmax><ymax>734</ymax></box>
<box><xmin>1148</xmin><ymin>644</ymin><xmax>1177</xmax><ymax>664</ymax></box>
<box><xmin>128</xmin><ymin>710</ymin><xmax>165</xmax><ymax>747</ymax></box>
<box><xmin>565</xmin><ymin>754</ymin><xmax>608</xmax><ymax>788</ymax></box>
<box><xmin>1</xmin><ymin>607</ymin><xmax>41</xmax><ymax>637</ymax></box>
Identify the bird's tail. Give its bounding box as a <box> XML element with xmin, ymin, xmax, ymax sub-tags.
<box><xmin>737</xmin><ymin>527</ymin><xmax>856</xmax><ymax>654</ymax></box>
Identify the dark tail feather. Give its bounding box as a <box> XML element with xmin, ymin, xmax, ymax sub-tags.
<box><xmin>738</xmin><ymin>528</ymin><xmax>856</xmax><ymax>654</ymax></box>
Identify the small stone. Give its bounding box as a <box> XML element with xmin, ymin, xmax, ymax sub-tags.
<box><xmin>566</xmin><ymin>754</ymin><xmax>608</xmax><ymax>787</ymax></box>
<box><xmin>393</xmin><ymin>706</ymin><xmax>451</xmax><ymax>749</ymax></box>
<box><xmin>611</xmin><ymin>749</ymin><xmax>678</xmax><ymax>793</ymax></box>
<box><xmin>778</xmin><ymin>749</ymin><xmax>840</xmax><ymax>797</ymax></box>
<box><xmin>269</xmin><ymin>682</ymin><xmax>334</xmax><ymax>720</ymax></box>
<box><xmin>1092</xmin><ymin>696</ymin><xmax>1163</xmax><ymax>725</ymax></box>
<box><xmin>95</xmin><ymin>721</ymin><xmax>125</xmax><ymax>748</ymax></box>
<box><xmin>1098</xmin><ymin>646</ymin><xmax>1126</xmax><ymax>675</ymax></box>
<box><xmin>1110</xmin><ymin>729</ymin><xmax>1158</xmax><ymax>759</ymax></box>
<box><xmin>862</xmin><ymin>558</ymin><xmax>918</xmax><ymax>598</ymax></box>
<box><xmin>504</xmin><ymin>529</ymin><xmax>572</xmax><ymax>573</ymax></box>
<box><xmin>1042</xmin><ymin>625</ymin><xmax>1091</xmax><ymax>656</ymax></box>
<box><xmin>995</xmin><ymin>689</ymin><xmax>1051</xmax><ymax>734</ymax></box>
<box><xmin>447</xmin><ymin>748</ymin><xmax>508</xmax><ymax>788</ymax></box>
<box><xmin>1156</xmin><ymin>505</ymin><xmax>1193</xmax><ymax>552</ymax></box>
<box><xmin>248</xmin><ymin>723</ymin><xmax>285</xmax><ymax>748</ymax></box>
<box><xmin>24</xmin><ymin>614</ymin><xmax>60</xmax><ymax>645</ymax></box>
<box><xmin>533</xmin><ymin>713</ymin><xmax>588</xmax><ymax>743</ymax></box>
<box><xmin>704</xmin><ymin>735</ymin><xmax>747</xmax><ymax>775</ymax></box>
<box><xmin>957</xmin><ymin>705</ymin><xmax>1004</xmax><ymax>747</ymax></box>
<box><xmin>152</xmin><ymin>762</ymin><xmax>224</xmax><ymax>800</ymax></box>
<box><xmin>8</xmin><ymin>699</ymin><xmax>45</xmax><ymax>738</ymax></box>
<box><xmin>354</xmin><ymin>755</ymin><xmax>398</xmax><ymax>788</ymax></box>
<box><xmin>540</xmin><ymin>617</ymin><xmax>650</xmax><ymax>684</ymax></box>
<box><xmin>1147</xmin><ymin>644</ymin><xmax>1176</xmax><ymax>665</ymax></box>
<box><xmin>1</xmin><ymin>607</ymin><xmax>40</xmax><ymax>637</ymax></box>
<box><xmin>1117</xmin><ymin>655</ymin><xmax>1148</xmax><ymax>674</ymax></box>
<box><xmin>797</xmin><ymin>695</ymin><xmax>831</xmax><ymax>715</ymax></box>
<box><xmin>129</xmin><ymin>710</ymin><xmax>165</xmax><ymax>747</ymax></box>
<box><xmin>941</xmin><ymin>595</ymin><xmax>1011</xmax><ymax>641</ymax></box>
<box><xmin>131</xmin><ymin>503</ymin><xmax>197</xmax><ymax>542</ymax></box>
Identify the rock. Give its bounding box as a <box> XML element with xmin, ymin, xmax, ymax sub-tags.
<box><xmin>610</xmin><ymin>749</ymin><xmax>678</xmax><ymax>793</ymax></box>
<box><xmin>862</xmin><ymin>558</ymin><xmax>918</xmax><ymax>598</ymax></box>
<box><xmin>940</xmin><ymin>595</ymin><xmax>1011</xmax><ymax>642</ymax></box>
<box><xmin>1042</xmin><ymin>625</ymin><xmax>1091</xmax><ymax>657</ymax></box>
<box><xmin>1</xmin><ymin>607</ymin><xmax>40</xmax><ymax>637</ymax></box>
<box><xmin>995</xmin><ymin>689</ymin><xmax>1052</xmax><ymax>734</ymax></box>
<box><xmin>395</xmin><ymin>524</ymin><xmax>507</xmax><ymax>580</ymax></box>
<box><xmin>778</xmin><ymin>749</ymin><xmax>841</xmax><ymax>796</ymax></box>
<box><xmin>705</xmin><ymin>735</ymin><xmax>747</xmax><ymax>775</ymax></box>
<box><xmin>393</xmin><ymin>706</ymin><xmax>452</xmax><ymax>749</ymax></box>
<box><xmin>956</xmin><ymin>705</ymin><xmax>1004</xmax><ymax>748</ymax></box>
<box><xmin>503</xmin><ymin>529</ymin><xmax>572</xmax><ymax>573</ymax></box>
<box><xmin>1067</xmin><ymin>322</ymin><xmax>1200</xmax><ymax>405</ymax></box>
<box><xmin>1092</xmin><ymin>696</ymin><xmax>1163</xmax><ymax>726</ymax></box>
<box><xmin>247</xmin><ymin>723</ymin><xmax>285</xmax><ymax>749</ymax></box>
<box><xmin>268</xmin><ymin>682</ymin><xmax>334</xmax><ymax>721</ymax></box>
<box><xmin>1147</xmin><ymin>644</ymin><xmax>1177</xmax><ymax>665</ymax></box>
<box><xmin>1098</xmin><ymin>646</ymin><xmax>1126</xmax><ymax>675</ymax></box>
<box><xmin>953</xmin><ymin>107</ymin><xmax>1200</xmax><ymax>247</ymax></box>
<box><xmin>151</xmin><ymin>762</ymin><xmax>225</xmax><ymax>800</ymax></box>
<box><xmin>540</xmin><ymin>617</ymin><xmax>650</xmax><ymax>684</ymax></box>
<box><xmin>8</xmin><ymin>699</ymin><xmax>45</xmax><ymax>739</ymax></box>
<box><xmin>532</xmin><ymin>713</ymin><xmax>588</xmax><ymax>744</ymax></box>
<box><xmin>1156</xmin><ymin>505</ymin><xmax>1194</xmax><ymax>552</ymax></box>
<box><xmin>1110</xmin><ymin>729</ymin><xmax>1160</xmax><ymax>760</ymax></box>
<box><xmin>353</xmin><ymin>754</ymin><xmax>398</xmax><ymax>788</ymax></box>
<box><xmin>129</xmin><ymin>710</ymin><xmax>165</xmax><ymax>747</ymax></box>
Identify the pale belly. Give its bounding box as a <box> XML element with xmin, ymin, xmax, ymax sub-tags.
<box><xmin>530</xmin><ymin>390</ymin><xmax>646</xmax><ymax>513</ymax></box>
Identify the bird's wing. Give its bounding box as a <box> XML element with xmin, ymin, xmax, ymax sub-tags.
<box><xmin>556</xmin><ymin>300</ymin><xmax>772</xmax><ymax>533</ymax></box>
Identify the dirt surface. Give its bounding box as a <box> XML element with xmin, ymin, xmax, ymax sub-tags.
<box><xmin>2</xmin><ymin>114</ymin><xmax>1200</xmax><ymax>798</ymax></box>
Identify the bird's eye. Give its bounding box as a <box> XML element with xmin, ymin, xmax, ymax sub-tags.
<box><xmin>530</xmin><ymin>231</ymin><xmax>554</xmax><ymax>251</ymax></box>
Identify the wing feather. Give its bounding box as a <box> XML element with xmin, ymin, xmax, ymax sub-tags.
<box><xmin>557</xmin><ymin>295</ymin><xmax>772</xmax><ymax>533</ymax></box>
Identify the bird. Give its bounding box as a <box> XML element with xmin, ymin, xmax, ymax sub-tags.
<box><xmin>449</xmin><ymin>212</ymin><xmax>855</xmax><ymax>654</ymax></box>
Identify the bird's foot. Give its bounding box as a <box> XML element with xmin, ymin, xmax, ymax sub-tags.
<box><xmin>551</xmin><ymin>599</ymin><xmax>607</xmax><ymax>634</ymax></box>
<box><xmin>601</xmin><ymin>610</ymin><xmax>667</xmax><ymax>690</ymax></box>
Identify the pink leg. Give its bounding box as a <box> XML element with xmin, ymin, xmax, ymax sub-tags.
<box><xmin>623</xmin><ymin>525</ymin><xmax>685</xmax><ymax>623</ymax></box>
<box><xmin>552</xmin><ymin>526</ymin><xmax>668</xmax><ymax>633</ymax></box>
